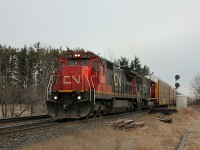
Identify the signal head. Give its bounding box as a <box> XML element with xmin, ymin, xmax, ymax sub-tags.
<box><xmin>175</xmin><ymin>75</ymin><xmax>180</xmax><ymax>80</ymax></box>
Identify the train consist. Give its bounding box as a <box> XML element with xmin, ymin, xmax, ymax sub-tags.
<box><xmin>46</xmin><ymin>51</ymin><xmax>175</xmax><ymax>118</ymax></box>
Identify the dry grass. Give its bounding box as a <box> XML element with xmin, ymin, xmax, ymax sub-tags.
<box><xmin>181</xmin><ymin>107</ymin><xmax>198</xmax><ymax>119</ymax></box>
<box><xmin>21</xmin><ymin>106</ymin><xmax>200</xmax><ymax>150</ymax></box>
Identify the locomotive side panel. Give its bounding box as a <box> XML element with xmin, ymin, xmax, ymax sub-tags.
<box><xmin>125</xmin><ymin>75</ymin><xmax>133</xmax><ymax>97</ymax></box>
<box><xmin>142</xmin><ymin>77</ymin><xmax>150</xmax><ymax>100</ymax></box>
<box><xmin>113</xmin><ymin>67</ymin><xmax>133</xmax><ymax>97</ymax></box>
<box><xmin>136</xmin><ymin>76</ymin><xmax>142</xmax><ymax>98</ymax></box>
<box><xmin>113</xmin><ymin>67</ymin><xmax>123</xmax><ymax>96</ymax></box>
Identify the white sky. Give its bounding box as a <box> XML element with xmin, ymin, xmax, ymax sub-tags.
<box><xmin>1</xmin><ymin>0</ymin><xmax>200</xmax><ymax>96</ymax></box>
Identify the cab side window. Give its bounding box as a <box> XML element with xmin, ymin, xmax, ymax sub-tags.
<box><xmin>100</xmin><ymin>65</ymin><xmax>104</xmax><ymax>74</ymax></box>
<box><xmin>81</xmin><ymin>60</ymin><xmax>89</xmax><ymax>66</ymax></box>
<box><xmin>93</xmin><ymin>61</ymin><xmax>98</xmax><ymax>71</ymax></box>
<box><xmin>60</xmin><ymin>62</ymin><xmax>66</xmax><ymax>70</ymax></box>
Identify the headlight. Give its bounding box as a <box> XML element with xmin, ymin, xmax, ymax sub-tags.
<box><xmin>53</xmin><ymin>96</ymin><xmax>58</xmax><ymax>100</ymax></box>
<box><xmin>77</xmin><ymin>96</ymin><xmax>81</xmax><ymax>100</ymax></box>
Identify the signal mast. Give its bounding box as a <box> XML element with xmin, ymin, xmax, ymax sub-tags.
<box><xmin>175</xmin><ymin>75</ymin><xmax>180</xmax><ymax>95</ymax></box>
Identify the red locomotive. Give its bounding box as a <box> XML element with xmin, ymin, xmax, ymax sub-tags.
<box><xmin>46</xmin><ymin>51</ymin><xmax>175</xmax><ymax>118</ymax></box>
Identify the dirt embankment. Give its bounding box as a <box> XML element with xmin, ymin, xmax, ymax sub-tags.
<box><xmin>22</xmin><ymin>105</ymin><xmax>200</xmax><ymax>150</ymax></box>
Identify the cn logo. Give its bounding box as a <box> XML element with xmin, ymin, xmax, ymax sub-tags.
<box><xmin>63</xmin><ymin>76</ymin><xmax>81</xmax><ymax>84</ymax></box>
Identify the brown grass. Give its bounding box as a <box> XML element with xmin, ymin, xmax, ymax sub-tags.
<box><xmin>21</xmin><ymin>106</ymin><xmax>200</xmax><ymax>150</ymax></box>
<box><xmin>181</xmin><ymin>107</ymin><xmax>198</xmax><ymax>119</ymax></box>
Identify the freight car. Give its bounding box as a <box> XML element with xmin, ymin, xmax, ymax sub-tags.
<box><xmin>147</xmin><ymin>76</ymin><xmax>175</xmax><ymax>106</ymax></box>
<box><xmin>46</xmin><ymin>51</ymin><xmax>174</xmax><ymax>118</ymax></box>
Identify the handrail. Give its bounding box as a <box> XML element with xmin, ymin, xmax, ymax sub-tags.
<box><xmin>91</xmin><ymin>75</ymin><xmax>97</xmax><ymax>104</ymax></box>
<box><xmin>84</xmin><ymin>75</ymin><xmax>91</xmax><ymax>102</ymax></box>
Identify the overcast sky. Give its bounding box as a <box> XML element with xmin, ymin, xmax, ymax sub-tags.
<box><xmin>1</xmin><ymin>0</ymin><xmax>200</xmax><ymax>96</ymax></box>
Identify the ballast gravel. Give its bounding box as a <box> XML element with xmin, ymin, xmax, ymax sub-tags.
<box><xmin>0</xmin><ymin>115</ymin><xmax>127</xmax><ymax>150</ymax></box>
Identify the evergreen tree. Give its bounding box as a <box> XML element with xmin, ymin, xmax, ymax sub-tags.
<box><xmin>130</xmin><ymin>56</ymin><xmax>150</xmax><ymax>76</ymax></box>
<box><xmin>141</xmin><ymin>65</ymin><xmax>150</xmax><ymax>76</ymax></box>
<box><xmin>117</xmin><ymin>56</ymin><xmax>129</xmax><ymax>68</ymax></box>
<box><xmin>130</xmin><ymin>56</ymin><xmax>141</xmax><ymax>72</ymax></box>
<box><xmin>17</xmin><ymin>45</ymin><xmax>28</xmax><ymax>88</ymax></box>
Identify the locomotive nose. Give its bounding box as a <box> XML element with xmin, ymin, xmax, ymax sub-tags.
<box><xmin>61</xmin><ymin>65</ymin><xmax>91</xmax><ymax>91</ymax></box>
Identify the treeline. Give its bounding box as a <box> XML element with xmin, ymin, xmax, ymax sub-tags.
<box><xmin>0</xmin><ymin>42</ymin><xmax>150</xmax><ymax>106</ymax></box>
<box><xmin>0</xmin><ymin>42</ymin><xmax>61</xmax><ymax>107</ymax></box>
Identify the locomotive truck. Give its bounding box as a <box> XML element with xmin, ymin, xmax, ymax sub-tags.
<box><xmin>46</xmin><ymin>51</ymin><xmax>175</xmax><ymax>118</ymax></box>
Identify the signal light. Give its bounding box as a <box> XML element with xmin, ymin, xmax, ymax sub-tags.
<box><xmin>175</xmin><ymin>83</ymin><xmax>180</xmax><ymax>88</ymax></box>
<box><xmin>175</xmin><ymin>75</ymin><xmax>180</xmax><ymax>89</ymax></box>
<box><xmin>175</xmin><ymin>75</ymin><xmax>180</xmax><ymax>80</ymax></box>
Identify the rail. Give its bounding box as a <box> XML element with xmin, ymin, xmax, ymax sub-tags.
<box><xmin>177</xmin><ymin>130</ymin><xmax>188</xmax><ymax>150</ymax></box>
<box><xmin>0</xmin><ymin>119</ymin><xmax>58</xmax><ymax>137</ymax></box>
<box><xmin>0</xmin><ymin>115</ymin><xmax>51</xmax><ymax>123</ymax></box>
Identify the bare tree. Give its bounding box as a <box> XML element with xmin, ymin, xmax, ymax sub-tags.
<box><xmin>191</xmin><ymin>74</ymin><xmax>200</xmax><ymax>101</ymax></box>
<box><xmin>108</xmin><ymin>49</ymin><xmax>113</xmax><ymax>62</ymax></box>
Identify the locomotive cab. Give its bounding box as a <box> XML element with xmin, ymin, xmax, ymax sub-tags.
<box><xmin>46</xmin><ymin>52</ymin><xmax>98</xmax><ymax>118</ymax></box>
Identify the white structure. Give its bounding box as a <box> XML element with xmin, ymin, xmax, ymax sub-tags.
<box><xmin>176</xmin><ymin>95</ymin><xmax>187</xmax><ymax>109</ymax></box>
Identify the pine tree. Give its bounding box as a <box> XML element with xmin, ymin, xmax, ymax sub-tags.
<box><xmin>117</xmin><ymin>57</ymin><xmax>129</xmax><ymax>68</ymax></box>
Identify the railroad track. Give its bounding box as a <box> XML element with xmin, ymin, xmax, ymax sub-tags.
<box><xmin>0</xmin><ymin>119</ymin><xmax>59</xmax><ymax>137</ymax></box>
<box><xmin>0</xmin><ymin>115</ymin><xmax>51</xmax><ymax>123</ymax></box>
<box><xmin>0</xmin><ymin>110</ymin><xmax>149</xmax><ymax>138</ymax></box>
<box><xmin>177</xmin><ymin>130</ymin><xmax>188</xmax><ymax>150</ymax></box>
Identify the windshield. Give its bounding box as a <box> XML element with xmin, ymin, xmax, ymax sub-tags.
<box><xmin>68</xmin><ymin>59</ymin><xmax>90</xmax><ymax>66</ymax></box>
<box><xmin>69</xmin><ymin>60</ymin><xmax>78</xmax><ymax>65</ymax></box>
<box><xmin>81</xmin><ymin>60</ymin><xmax>89</xmax><ymax>66</ymax></box>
